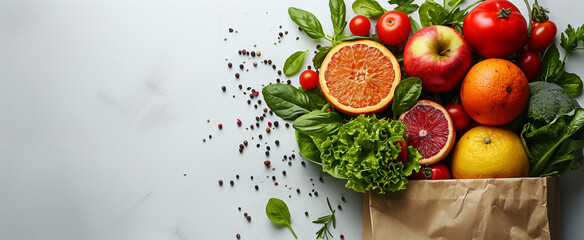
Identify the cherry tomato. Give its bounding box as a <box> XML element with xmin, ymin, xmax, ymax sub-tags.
<box><xmin>376</xmin><ymin>10</ymin><xmax>411</xmax><ymax>46</ymax></box>
<box><xmin>517</xmin><ymin>51</ymin><xmax>542</xmax><ymax>81</ymax></box>
<box><xmin>462</xmin><ymin>0</ymin><xmax>528</xmax><ymax>58</ymax></box>
<box><xmin>445</xmin><ymin>103</ymin><xmax>471</xmax><ymax>132</ymax></box>
<box><xmin>527</xmin><ymin>20</ymin><xmax>557</xmax><ymax>52</ymax></box>
<box><xmin>411</xmin><ymin>162</ymin><xmax>451</xmax><ymax>180</ymax></box>
<box><xmin>394</xmin><ymin>140</ymin><xmax>407</xmax><ymax>164</ymax></box>
<box><xmin>349</xmin><ymin>15</ymin><xmax>371</xmax><ymax>36</ymax></box>
<box><xmin>299</xmin><ymin>70</ymin><xmax>319</xmax><ymax>90</ymax></box>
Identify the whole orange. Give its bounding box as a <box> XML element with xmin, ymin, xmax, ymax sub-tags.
<box><xmin>460</xmin><ymin>58</ymin><xmax>529</xmax><ymax>125</ymax></box>
<box><xmin>451</xmin><ymin>125</ymin><xmax>529</xmax><ymax>179</ymax></box>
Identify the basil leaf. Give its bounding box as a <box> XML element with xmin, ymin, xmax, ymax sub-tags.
<box><xmin>352</xmin><ymin>0</ymin><xmax>386</xmax><ymax>18</ymax></box>
<box><xmin>447</xmin><ymin>0</ymin><xmax>463</xmax><ymax>7</ymax></box>
<box><xmin>538</xmin><ymin>44</ymin><xmax>563</xmax><ymax>82</ymax></box>
<box><xmin>392</xmin><ymin>77</ymin><xmax>422</xmax><ymax>118</ymax></box>
<box><xmin>283</xmin><ymin>50</ymin><xmax>309</xmax><ymax>76</ymax></box>
<box><xmin>418</xmin><ymin>0</ymin><xmax>449</xmax><ymax>27</ymax></box>
<box><xmin>389</xmin><ymin>0</ymin><xmax>419</xmax><ymax>15</ymax></box>
<box><xmin>296</xmin><ymin>130</ymin><xmax>322</xmax><ymax>165</ymax></box>
<box><xmin>262</xmin><ymin>84</ymin><xmax>314</xmax><ymax>120</ymax></box>
<box><xmin>266</xmin><ymin>198</ymin><xmax>297</xmax><ymax>239</ymax></box>
<box><xmin>555</xmin><ymin>71</ymin><xmax>584</xmax><ymax>97</ymax></box>
<box><xmin>299</xmin><ymin>87</ymin><xmax>328</xmax><ymax>110</ymax></box>
<box><xmin>313</xmin><ymin>46</ymin><xmax>333</xmax><ymax>69</ymax></box>
<box><xmin>293</xmin><ymin>111</ymin><xmax>345</xmax><ymax>137</ymax></box>
<box><xmin>288</xmin><ymin>7</ymin><xmax>325</xmax><ymax>39</ymax></box>
<box><xmin>329</xmin><ymin>0</ymin><xmax>347</xmax><ymax>37</ymax></box>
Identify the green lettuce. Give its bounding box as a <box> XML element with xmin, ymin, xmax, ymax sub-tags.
<box><xmin>319</xmin><ymin>115</ymin><xmax>421</xmax><ymax>194</ymax></box>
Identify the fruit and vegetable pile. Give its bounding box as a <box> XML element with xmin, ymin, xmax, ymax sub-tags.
<box><xmin>262</xmin><ymin>0</ymin><xmax>584</xmax><ymax>194</ymax></box>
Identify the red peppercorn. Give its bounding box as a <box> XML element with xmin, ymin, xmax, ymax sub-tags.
<box><xmin>274</xmin><ymin>182</ymin><xmax>278</xmax><ymax>186</ymax></box>
<box><xmin>340</xmin><ymin>234</ymin><xmax>344</xmax><ymax>239</ymax></box>
<box><xmin>268</xmin><ymin>121</ymin><xmax>272</xmax><ymax>127</ymax></box>
<box><xmin>253</xmin><ymin>91</ymin><xmax>259</xmax><ymax>96</ymax></box>
<box><xmin>237</xmin><ymin>119</ymin><xmax>242</xmax><ymax>126</ymax></box>
<box><xmin>218</xmin><ymin>123</ymin><xmax>223</xmax><ymax>129</ymax></box>
<box><xmin>264</xmin><ymin>160</ymin><xmax>271</xmax><ymax>166</ymax></box>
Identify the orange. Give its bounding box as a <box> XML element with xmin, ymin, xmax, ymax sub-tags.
<box><xmin>398</xmin><ymin>100</ymin><xmax>455</xmax><ymax>165</ymax></box>
<box><xmin>451</xmin><ymin>125</ymin><xmax>529</xmax><ymax>179</ymax></box>
<box><xmin>460</xmin><ymin>58</ymin><xmax>529</xmax><ymax>125</ymax></box>
<box><xmin>319</xmin><ymin>40</ymin><xmax>401</xmax><ymax>115</ymax></box>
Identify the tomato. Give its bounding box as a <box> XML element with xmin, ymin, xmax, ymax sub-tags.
<box><xmin>376</xmin><ymin>10</ymin><xmax>411</xmax><ymax>46</ymax></box>
<box><xmin>411</xmin><ymin>162</ymin><xmax>451</xmax><ymax>180</ymax></box>
<box><xmin>349</xmin><ymin>15</ymin><xmax>371</xmax><ymax>37</ymax></box>
<box><xmin>394</xmin><ymin>140</ymin><xmax>407</xmax><ymax>164</ymax></box>
<box><xmin>462</xmin><ymin>0</ymin><xmax>528</xmax><ymax>58</ymax></box>
<box><xmin>517</xmin><ymin>51</ymin><xmax>542</xmax><ymax>81</ymax></box>
<box><xmin>299</xmin><ymin>70</ymin><xmax>319</xmax><ymax>90</ymax></box>
<box><xmin>445</xmin><ymin>103</ymin><xmax>471</xmax><ymax>132</ymax></box>
<box><xmin>527</xmin><ymin>20</ymin><xmax>557</xmax><ymax>52</ymax></box>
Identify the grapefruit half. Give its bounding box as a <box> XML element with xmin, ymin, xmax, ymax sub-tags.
<box><xmin>398</xmin><ymin>100</ymin><xmax>455</xmax><ymax>165</ymax></box>
<box><xmin>319</xmin><ymin>40</ymin><xmax>401</xmax><ymax>115</ymax></box>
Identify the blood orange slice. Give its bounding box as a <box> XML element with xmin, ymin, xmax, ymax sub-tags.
<box><xmin>398</xmin><ymin>100</ymin><xmax>455</xmax><ymax>165</ymax></box>
<box><xmin>319</xmin><ymin>40</ymin><xmax>401</xmax><ymax>115</ymax></box>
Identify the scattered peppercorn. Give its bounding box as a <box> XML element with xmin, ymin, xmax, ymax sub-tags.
<box><xmin>297</xmin><ymin>189</ymin><xmax>301</xmax><ymax>193</ymax></box>
<box><xmin>265</xmin><ymin>151</ymin><xmax>270</xmax><ymax>156</ymax></box>
<box><xmin>237</xmin><ymin>119</ymin><xmax>242</xmax><ymax>126</ymax></box>
<box><xmin>229</xmin><ymin>28</ymin><xmax>234</xmax><ymax>33</ymax></box>
<box><xmin>342</xmin><ymin>196</ymin><xmax>346</xmax><ymax>202</ymax></box>
<box><xmin>275</xmin><ymin>140</ymin><xmax>280</xmax><ymax>145</ymax></box>
<box><xmin>274</xmin><ymin>182</ymin><xmax>279</xmax><ymax>186</ymax></box>
<box><xmin>264</xmin><ymin>160</ymin><xmax>271</xmax><ymax>166</ymax></box>
<box><xmin>305</xmin><ymin>211</ymin><xmax>309</xmax><ymax>216</ymax></box>
<box><xmin>301</xmin><ymin>161</ymin><xmax>306</xmax><ymax>166</ymax></box>
<box><xmin>230</xmin><ymin>180</ymin><xmax>234</xmax><ymax>186</ymax></box>
<box><xmin>255</xmin><ymin>185</ymin><xmax>259</xmax><ymax>190</ymax></box>
<box><xmin>219</xmin><ymin>180</ymin><xmax>223</xmax><ymax>185</ymax></box>
<box><xmin>266</xmin><ymin>127</ymin><xmax>271</xmax><ymax>133</ymax></box>
<box><xmin>228</xmin><ymin>62</ymin><xmax>232</xmax><ymax>68</ymax></box>
<box><xmin>235</xmin><ymin>73</ymin><xmax>240</xmax><ymax>78</ymax></box>
<box><xmin>340</xmin><ymin>234</ymin><xmax>344</xmax><ymax>239</ymax></box>
<box><xmin>314</xmin><ymin>191</ymin><xmax>319</xmax><ymax>197</ymax></box>
<box><xmin>274</xmin><ymin>121</ymin><xmax>279</xmax><ymax>127</ymax></box>
<box><xmin>236</xmin><ymin>233</ymin><xmax>241</xmax><ymax>239</ymax></box>
<box><xmin>247</xmin><ymin>216</ymin><xmax>251</xmax><ymax>221</ymax></box>
<box><xmin>338</xmin><ymin>205</ymin><xmax>342</xmax><ymax>210</ymax></box>
<box><xmin>319</xmin><ymin>177</ymin><xmax>324</xmax><ymax>183</ymax></box>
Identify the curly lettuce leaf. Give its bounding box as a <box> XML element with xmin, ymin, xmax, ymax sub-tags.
<box><xmin>319</xmin><ymin>115</ymin><xmax>421</xmax><ymax>194</ymax></box>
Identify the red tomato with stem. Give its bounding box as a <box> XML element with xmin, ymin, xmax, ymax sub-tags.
<box><xmin>527</xmin><ymin>20</ymin><xmax>557</xmax><ymax>51</ymax></box>
<box><xmin>462</xmin><ymin>0</ymin><xmax>528</xmax><ymax>58</ymax></box>
<box><xmin>299</xmin><ymin>70</ymin><xmax>319</xmax><ymax>90</ymax></box>
<box><xmin>445</xmin><ymin>103</ymin><xmax>471</xmax><ymax>132</ymax></box>
<box><xmin>411</xmin><ymin>162</ymin><xmax>451</xmax><ymax>180</ymax></box>
<box><xmin>376</xmin><ymin>10</ymin><xmax>411</xmax><ymax>46</ymax></box>
<box><xmin>517</xmin><ymin>51</ymin><xmax>542</xmax><ymax>81</ymax></box>
<box><xmin>349</xmin><ymin>15</ymin><xmax>371</xmax><ymax>36</ymax></box>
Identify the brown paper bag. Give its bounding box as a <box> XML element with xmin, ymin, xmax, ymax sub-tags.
<box><xmin>363</xmin><ymin>177</ymin><xmax>559</xmax><ymax>240</ymax></box>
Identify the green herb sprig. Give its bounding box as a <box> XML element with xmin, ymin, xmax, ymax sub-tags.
<box><xmin>266</xmin><ymin>198</ymin><xmax>298</xmax><ymax>239</ymax></box>
<box><xmin>313</xmin><ymin>198</ymin><xmax>337</xmax><ymax>240</ymax></box>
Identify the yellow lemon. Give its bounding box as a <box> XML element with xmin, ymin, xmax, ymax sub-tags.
<box><xmin>451</xmin><ymin>125</ymin><xmax>529</xmax><ymax>179</ymax></box>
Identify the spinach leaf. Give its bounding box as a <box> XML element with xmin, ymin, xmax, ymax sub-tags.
<box><xmin>293</xmin><ymin>111</ymin><xmax>345</xmax><ymax>137</ymax></box>
<box><xmin>389</xmin><ymin>0</ymin><xmax>420</xmax><ymax>15</ymax></box>
<box><xmin>418</xmin><ymin>0</ymin><xmax>449</xmax><ymax>27</ymax></box>
<box><xmin>521</xmin><ymin>108</ymin><xmax>584</xmax><ymax>177</ymax></box>
<box><xmin>289</xmin><ymin>7</ymin><xmax>326</xmax><ymax>39</ymax></box>
<box><xmin>262</xmin><ymin>84</ymin><xmax>315</xmax><ymax>120</ymax></box>
<box><xmin>538</xmin><ymin>44</ymin><xmax>563</xmax><ymax>82</ymax></box>
<box><xmin>329</xmin><ymin>0</ymin><xmax>347</xmax><ymax>37</ymax></box>
<box><xmin>556</xmin><ymin>71</ymin><xmax>584</xmax><ymax>97</ymax></box>
<box><xmin>392</xmin><ymin>77</ymin><xmax>422</xmax><ymax>119</ymax></box>
<box><xmin>409</xmin><ymin>17</ymin><xmax>421</xmax><ymax>35</ymax></box>
<box><xmin>283</xmin><ymin>50</ymin><xmax>309</xmax><ymax>76</ymax></box>
<box><xmin>265</xmin><ymin>198</ymin><xmax>297</xmax><ymax>239</ymax></box>
<box><xmin>352</xmin><ymin>0</ymin><xmax>386</xmax><ymax>18</ymax></box>
<box><xmin>296</xmin><ymin>130</ymin><xmax>322</xmax><ymax>165</ymax></box>
<box><xmin>299</xmin><ymin>87</ymin><xmax>328</xmax><ymax>110</ymax></box>
<box><xmin>313</xmin><ymin>46</ymin><xmax>333</xmax><ymax>70</ymax></box>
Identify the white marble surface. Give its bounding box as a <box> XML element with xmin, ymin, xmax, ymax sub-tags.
<box><xmin>1</xmin><ymin>0</ymin><xmax>583</xmax><ymax>239</ymax></box>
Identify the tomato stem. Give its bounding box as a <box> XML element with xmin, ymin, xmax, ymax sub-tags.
<box><xmin>495</xmin><ymin>7</ymin><xmax>512</xmax><ymax>19</ymax></box>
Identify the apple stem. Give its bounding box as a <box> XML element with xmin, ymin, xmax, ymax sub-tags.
<box><xmin>439</xmin><ymin>49</ymin><xmax>451</xmax><ymax>56</ymax></box>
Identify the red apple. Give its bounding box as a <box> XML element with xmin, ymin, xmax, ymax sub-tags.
<box><xmin>403</xmin><ymin>25</ymin><xmax>472</xmax><ymax>93</ymax></box>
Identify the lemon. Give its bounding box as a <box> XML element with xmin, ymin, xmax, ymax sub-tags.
<box><xmin>451</xmin><ymin>126</ymin><xmax>529</xmax><ymax>179</ymax></box>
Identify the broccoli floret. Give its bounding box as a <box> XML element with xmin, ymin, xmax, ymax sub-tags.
<box><xmin>526</xmin><ymin>81</ymin><xmax>580</xmax><ymax>126</ymax></box>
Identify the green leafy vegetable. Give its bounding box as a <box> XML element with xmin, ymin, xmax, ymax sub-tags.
<box><xmin>313</xmin><ymin>46</ymin><xmax>333</xmax><ymax>69</ymax></box>
<box><xmin>289</xmin><ymin>7</ymin><xmax>326</xmax><ymax>39</ymax></box>
<box><xmin>537</xmin><ymin>43</ymin><xmax>583</xmax><ymax>97</ymax></box>
<box><xmin>265</xmin><ymin>198</ymin><xmax>297</xmax><ymax>239</ymax></box>
<box><xmin>389</xmin><ymin>0</ymin><xmax>420</xmax><ymax>14</ymax></box>
<box><xmin>283</xmin><ymin>50</ymin><xmax>309</xmax><ymax>76</ymax></box>
<box><xmin>262</xmin><ymin>83</ymin><xmax>317</xmax><ymax>120</ymax></box>
<box><xmin>293</xmin><ymin>111</ymin><xmax>345</xmax><ymax>137</ymax></box>
<box><xmin>299</xmin><ymin>87</ymin><xmax>328</xmax><ymax>110</ymax></box>
<box><xmin>521</xmin><ymin>108</ymin><xmax>584</xmax><ymax>177</ymax></box>
<box><xmin>560</xmin><ymin>24</ymin><xmax>584</xmax><ymax>57</ymax></box>
<box><xmin>313</xmin><ymin>198</ymin><xmax>336</xmax><ymax>240</ymax></box>
<box><xmin>296</xmin><ymin>130</ymin><xmax>322</xmax><ymax>165</ymax></box>
<box><xmin>329</xmin><ymin>0</ymin><xmax>347</xmax><ymax>36</ymax></box>
<box><xmin>392</xmin><ymin>77</ymin><xmax>423</xmax><ymax>119</ymax></box>
<box><xmin>418</xmin><ymin>0</ymin><xmax>449</xmax><ymax>27</ymax></box>
<box><xmin>319</xmin><ymin>115</ymin><xmax>422</xmax><ymax>193</ymax></box>
<box><xmin>352</xmin><ymin>0</ymin><xmax>386</xmax><ymax>18</ymax></box>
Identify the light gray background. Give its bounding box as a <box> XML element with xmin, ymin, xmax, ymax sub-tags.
<box><xmin>1</xmin><ymin>0</ymin><xmax>582</xmax><ymax>239</ymax></box>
